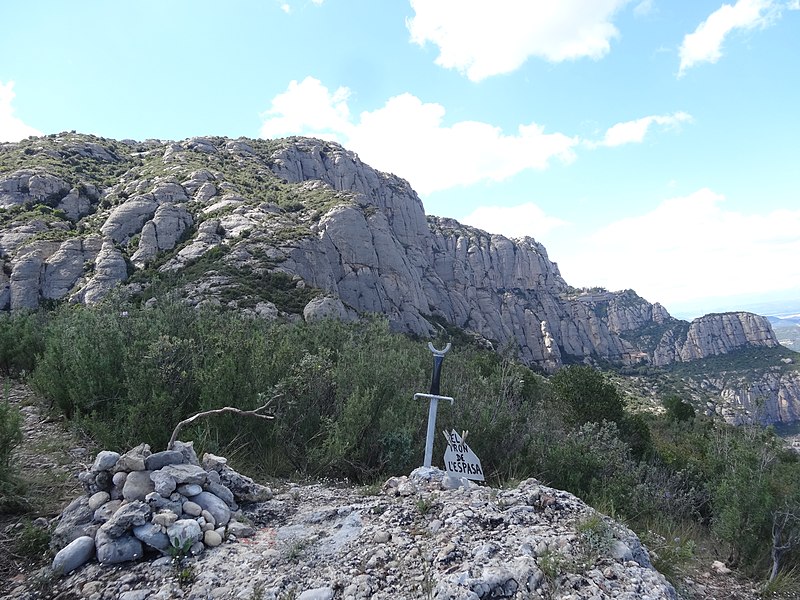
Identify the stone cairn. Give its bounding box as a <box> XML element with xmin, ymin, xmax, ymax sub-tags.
<box><xmin>50</xmin><ymin>440</ymin><xmax>273</xmax><ymax>576</ymax></box>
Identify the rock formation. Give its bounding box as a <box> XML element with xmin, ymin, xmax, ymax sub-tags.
<box><xmin>17</xmin><ymin>451</ymin><xmax>677</xmax><ymax>600</ymax></box>
<box><xmin>0</xmin><ymin>132</ymin><xmax>797</xmax><ymax>424</ymax></box>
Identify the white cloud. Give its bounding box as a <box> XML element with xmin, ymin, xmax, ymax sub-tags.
<box><xmin>260</xmin><ymin>77</ymin><xmax>577</xmax><ymax>195</ymax></box>
<box><xmin>281</xmin><ymin>3</ymin><xmax>290</xmax><ymax>13</ymax></box>
<box><xmin>554</xmin><ymin>188</ymin><xmax>800</xmax><ymax>308</ymax></box>
<box><xmin>589</xmin><ymin>111</ymin><xmax>692</xmax><ymax>147</ymax></box>
<box><xmin>0</xmin><ymin>81</ymin><xmax>41</xmax><ymax>142</ymax></box>
<box><xmin>406</xmin><ymin>0</ymin><xmax>632</xmax><ymax>81</ymax></box>
<box><xmin>633</xmin><ymin>0</ymin><xmax>655</xmax><ymax>17</ymax></box>
<box><xmin>460</xmin><ymin>203</ymin><xmax>569</xmax><ymax>240</ymax></box>
<box><xmin>259</xmin><ymin>77</ymin><xmax>352</xmax><ymax>140</ymax></box>
<box><xmin>678</xmin><ymin>0</ymin><xmax>780</xmax><ymax>76</ymax></box>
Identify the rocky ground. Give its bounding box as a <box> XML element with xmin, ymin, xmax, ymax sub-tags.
<box><xmin>0</xmin><ymin>378</ymin><xmax>768</xmax><ymax>600</ymax></box>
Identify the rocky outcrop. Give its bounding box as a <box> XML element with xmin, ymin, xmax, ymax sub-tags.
<box><xmin>23</xmin><ymin>459</ymin><xmax>675</xmax><ymax>600</ymax></box>
<box><xmin>0</xmin><ymin>134</ymin><xmax>790</xmax><ymax>376</ymax></box>
<box><xmin>682</xmin><ymin>369</ymin><xmax>800</xmax><ymax>425</ymax></box>
<box><xmin>0</xmin><ymin>169</ymin><xmax>70</xmax><ymax>209</ymax></box>
<box><xmin>130</xmin><ymin>203</ymin><xmax>193</xmax><ymax>267</ymax></box>
<box><xmin>77</xmin><ymin>239</ymin><xmax>128</xmax><ymax>305</ymax></box>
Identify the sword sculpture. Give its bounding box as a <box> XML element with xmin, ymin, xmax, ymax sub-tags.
<box><xmin>414</xmin><ymin>342</ymin><xmax>453</xmax><ymax>468</ymax></box>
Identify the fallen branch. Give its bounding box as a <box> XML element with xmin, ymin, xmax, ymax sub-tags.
<box><xmin>168</xmin><ymin>398</ymin><xmax>276</xmax><ymax>450</ymax></box>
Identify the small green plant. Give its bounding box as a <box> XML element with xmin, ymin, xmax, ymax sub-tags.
<box><xmin>169</xmin><ymin>537</ymin><xmax>195</xmax><ymax>587</ymax></box>
<box><xmin>762</xmin><ymin>566</ymin><xmax>800</xmax><ymax>598</ymax></box>
<box><xmin>168</xmin><ymin>537</ymin><xmax>193</xmax><ymax>560</ymax></box>
<box><xmin>416</xmin><ymin>496</ymin><xmax>436</xmax><ymax>515</ymax></box>
<box><xmin>0</xmin><ymin>390</ymin><xmax>24</xmax><ymax>511</ymax></box>
<box><xmin>577</xmin><ymin>514</ymin><xmax>614</xmax><ymax>559</ymax></box>
<box><xmin>175</xmin><ymin>563</ymin><xmax>195</xmax><ymax>587</ymax></box>
<box><xmin>640</xmin><ymin>525</ymin><xmax>696</xmax><ymax>582</ymax></box>
<box><xmin>281</xmin><ymin>538</ymin><xmax>308</xmax><ymax>563</ymax></box>
<box><xmin>537</xmin><ymin>550</ymin><xmax>569</xmax><ymax>599</ymax></box>
<box><xmin>13</xmin><ymin>519</ymin><xmax>52</xmax><ymax>560</ymax></box>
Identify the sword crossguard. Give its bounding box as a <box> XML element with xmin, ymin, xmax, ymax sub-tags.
<box><xmin>427</xmin><ymin>342</ymin><xmax>452</xmax><ymax>357</ymax></box>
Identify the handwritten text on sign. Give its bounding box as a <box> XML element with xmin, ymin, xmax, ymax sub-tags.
<box><xmin>443</xmin><ymin>429</ymin><xmax>484</xmax><ymax>481</ymax></box>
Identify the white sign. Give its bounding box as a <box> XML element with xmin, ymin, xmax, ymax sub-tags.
<box><xmin>443</xmin><ymin>429</ymin><xmax>484</xmax><ymax>481</ymax></box>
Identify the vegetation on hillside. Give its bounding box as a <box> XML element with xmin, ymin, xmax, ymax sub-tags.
<box><xmin>1</xmin><ymin>303</ymin><xmax>800</xmax><ymax>590</ymax></box>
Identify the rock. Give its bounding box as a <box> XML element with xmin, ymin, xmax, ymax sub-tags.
<box><xmin>119</xmin><ymin>591</ymin><xmax>153</xmax><ymax>600</ymax></box>
<box><xmin>298</xmin><ymin>587</ymin><xmax>334</xmax><ymax>600</ymax></box>
<box><xmin>303</xmin><ymin>296</ymin><xmax>356</xmax><ymax>323</ymax></box>
<box><xmin>52</xmin><ymin>536</ymin><xmax>95</xmax><ymax>575</ymax></box>
<box><xmin>201</xmin><ymin>453</ymin><xmax>227</xmax><ymax>472</ymax></box>
<box><xmin>190</xmin><ymin>491</ymin><xmax>231</xmax><ymax>526</ymax></box>
<box><xmin>182</xmin><ymin>501</ymin><xmax>202</xmax><ymax>517</ymax></box>
<box><xmin>712</xmin><ymin>560</ymin><xmax>732</xmax><ymax>575</ymax></box>
<box><xmin>201</xmin><ymin>510</ymin><xmax>216</xmax><ymax>528</ymax></box>
<box><xmin>167</xmin><ymin>519</ymin><xmax>203</xmax><ymax>549</ymax></box>
<box><xmin>99</xmin><ymin>501</ymin><xmax>151</xmax><ymax>538</ymax></box>
<box><xmin>79</xmin><ymin>239</ymin><xmax>129</xmax><ymax>304</ymax></box>
<box><xmin>51</xmin><ymin>496</ymin><xmax>97</xmax><ymax>550</ymax></box>
<box><xmin>177</xmin><ymin>483</ymin><xmax>203</xmax><ymax>497</ymax></box>
<box><xmin>205</xmin><ymin>481</ymin><xmax>237</xmax><ymax>510</ymax></box>
<box><xmin>131</xmin><ymin>204</ymin><xmax>193</xmax><ymax>267</ymax></box>
<box><xmin>133</xmin><ymin>522</ymin><xmax>170</xmax><ymax>552</ymax></box>
<box><xmin>87</xmin><ymin>491</ymin><xmax>110</xmax><ymax>511</ymax></box>
<box><xmin>9</xmin><ymin>249</ymin><xmax>45</xmax><ymax>310</ymax></box>
<box><xmin>93</xmin><ymin>500</ymin><xmax>122</xmax><ymax>523</ymax></box>
<box><xmin>373</xmin><ymin>531</ymin><xmax>390</xmax><ymax>543</ymax></box>
<box><xmin>144</xmin><ymin>450</ymin><xmax>186</xmax><ymax>471</ymax></box>
<box><xmin>152</xmin><ymin>510</ymin><xmax>179</xmax><ymax>528</ymax></box>
<box><xmin>225</xmin><ymin>520</ymin><xmax>254</xmax><ymax>538</ymax></box>
<box><xmin>169</xmin><ymin>441</ymin><xmax>201</xmax><ymax>466</ymax></box>
<box><xmin>158</xmin><ymin>463</ymin><xmax>207</xmax><ymax>485</ymax></box>
<box><xmin>150</xmin><ymin>470</ymin><xmax>177</xmax><ymax>497</ymax></box>
<box><xmin>100</xmin><ymin>197</ymin><xmax>158</xmax><ymax>243</ymax></box>
<box><xmin>611</xmin><ymin>540</ymin><xmax>634</xmax><ymax>562</ymax></box>
<box><xmin>41</xmin><ymin>237</ymin><xmax>101</xmax><ymax>301</ymax></box>
<box><xmin>203</xmin><ymin>530</ymin><xmax>223</xmax><ymax>547</ymax></box>
<box><xmin>95</xmin><ymin>530</ymin><xmax>144</xmax><ymax>565</ymax></box>
<box><xmin>219</xmin><ymin>465</ymin><xmax>272</xmax><ymax>503</ymax></box>
<box><xmin>122</xmin><ymin>470</ymin><xmax>155</xmax><ymax>501</ymax></box>
<box><xmin>397</xmin><ymin>480</ymin><xmax>417</xmax><ymax>496</ymax></box>
<box><xmin>91</xmin><ymin>451</ymin><xmax>120</xmax><ymax>472</ymax></box>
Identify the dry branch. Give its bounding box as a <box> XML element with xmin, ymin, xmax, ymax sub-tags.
<box><xmin>167</xmin><ymin>398</ymin><xmax>276</xmax><ymax>450</ymax></box>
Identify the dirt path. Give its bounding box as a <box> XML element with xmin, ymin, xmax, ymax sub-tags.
<box><xmin>0</xmin><ymin>377</ymin><xmax>91</xmax><ymax>596</ymax></box>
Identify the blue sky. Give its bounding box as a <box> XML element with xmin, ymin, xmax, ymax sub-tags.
<box><xmin>1</xmin><ymin>0</ymin><xmax>798</xmax><ymax>318</ymax></box>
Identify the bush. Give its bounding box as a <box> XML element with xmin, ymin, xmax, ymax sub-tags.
<box><xmin>0</xmin><ymin>391</ymin><xmax>24</xmax><ymax>512</ymax></box>
<box><xmin>550</xmin><ymin>365</ymin><xmax>625</xmax><ymax>426</ymax></box>
<box><xmin>663</xmin><ymin>395</ymin><xmax>695</xmax><ymax>423</ymax></box>
<box><xmin>0</xmin><ymin>311</ymin><xmax>47</xmax><ymax>377</ymax></box>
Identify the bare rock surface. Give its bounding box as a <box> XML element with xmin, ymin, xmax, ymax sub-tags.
<box><xmin>13</xmin><ymin>468</ymin><xmax>680</xmax><ymax>600</ymax></box>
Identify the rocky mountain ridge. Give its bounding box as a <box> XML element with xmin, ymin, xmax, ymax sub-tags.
<box><xmin>0</xmin><ymin>132</ymin><xmax>797</xmax><ymax>424</ymax></box>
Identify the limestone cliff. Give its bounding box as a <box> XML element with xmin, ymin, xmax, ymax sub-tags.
<box><xmin>0</xmin><ymin>133</ymin><xmax>796</xmax><ymax>423</ymax></box>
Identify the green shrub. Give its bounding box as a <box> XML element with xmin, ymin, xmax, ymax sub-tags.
<box><xmin>0</xmin><ymin>391</ymin><xmax>24</xmax><ymax>511</ymax></box>
<box><xmin>550</xmin><ymin>365</ymin><xmax>625</xmax><ymax>426</ymax></box>
<box><xmin>663</xmin><ymin>395</ymin><xmax>695</xmax><ymax>423</ymax></box>
<box><xmin>0</xmin><ymin>311</ymin><xmax>47</xmax><ymax>377</ymax></box>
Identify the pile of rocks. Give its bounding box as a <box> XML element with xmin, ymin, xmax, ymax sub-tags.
<box><xmin>50</xmin><ymin>441</ymin><xmax>272</xmax><ymax>575</ymax></box>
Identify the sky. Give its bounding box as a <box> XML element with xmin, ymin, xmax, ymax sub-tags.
<box><xmin>1</xmin><ymin>0</ymin><xmax>798</xmax><ymax>319</ymax></box>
